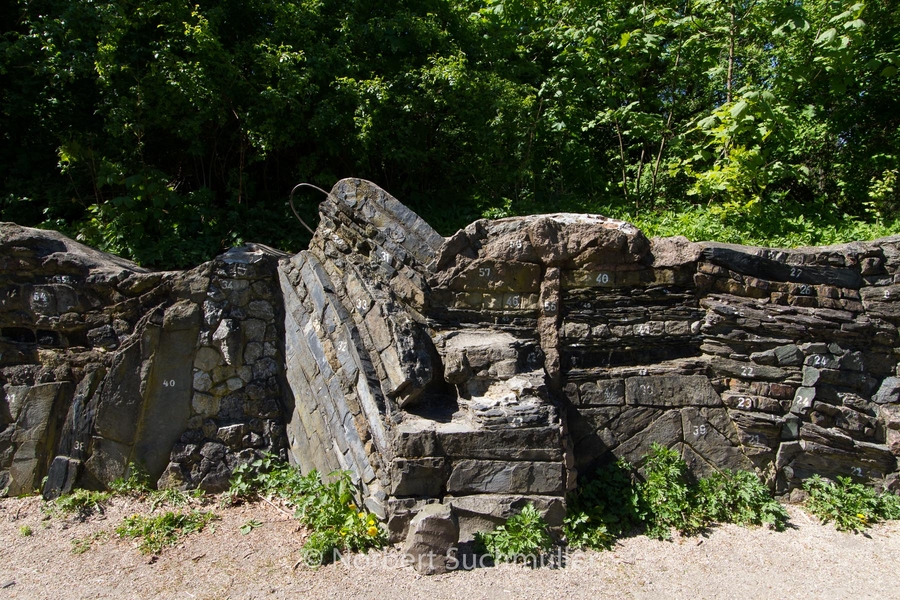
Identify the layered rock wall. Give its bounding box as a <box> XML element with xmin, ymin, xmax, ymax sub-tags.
<box><xmin>3</xmin><ymin>179</ymin><xmax>900</xmax><ymax>541</ymax></box>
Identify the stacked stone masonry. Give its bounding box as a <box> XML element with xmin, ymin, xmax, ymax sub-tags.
<box><xmin>0</xmin><ymin>227</ymin><xmax>289</xmax><ymax>497</ymax></box>
<box><xmin>2</xmin><ymin>178</ymin><xmax>900</xmax><ymax>541</ymax></box>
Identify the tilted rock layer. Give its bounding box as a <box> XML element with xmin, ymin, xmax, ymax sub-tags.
<box><xmin>3</xmin><ymin>179</ymin><xmax>900</xmax><ymax>538</ymax></box>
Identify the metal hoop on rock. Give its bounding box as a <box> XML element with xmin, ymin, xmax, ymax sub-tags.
<box><xmin>288</xmin><ymin>182</ymin><xmax>334</xmax><ymax>235</ymax></box>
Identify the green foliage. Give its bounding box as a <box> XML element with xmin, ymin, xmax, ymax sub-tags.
<box><xmin>225</xmin><ymin>458</ymin><xmax>386</xmax><ymax>564</ymax></box>
<box><xmin>294</xmin><ymin>470</ymin><xmax>386</xmax><ymax>565</ymax></box>
<box><xmin>621</xmin><ymin>200</ymin><xmax>900</xmax><ymax>250</ymax></box>
<box><xmin>148</xmin><ymin>488</ymin><xmax>192</xmax><ymax>512</ymax></box>
<box><xmin>71</xmin><ymin>537</ymin><xmax>92</xmax><ymax>555</ymax></box>
<box><xmin>803</xmin><ymin>475</ymin><xmax>900</xmax><ymax>532</ymax></box>
<box><xmin>474</xmin><ymin>504</ymin><xmax>553</xmax><ymax>564</ymax></box>
<box><xmin>639</xmin><ymin>443</ymin><xmax>702</xmax><ymax>540</ymax></box>
<box><xmin>564</xmin><ymin>459</ymin><xmax>642</xmax><ymax>550</ymax></box>
<box><xmin>240</xmin><ymin>519</ymin><xmax>262</xmax><ymax>535</ymax></box>
<box><xmin>115</xmin><ymin>510</ymin><xmax>217</xmax><ymax>554</ymax></box>
<box><xmin>224</xmin><ymin>453</ymin><xmax>309</xmax><ymax>506</ymax></box>
<box><xmin>70</xmin><ymin>531</ymin><xmax>108</xmax><ymax>555</ymax></box>
<box><xmin>566</xmin><ymin>445</ymin><xmax>788</xmax><ymax>545</ymax></box>
<box><xmin>694</xmin><ymin>470</ymin><xmax>788</xmax><ymax>530</ymax></box>
<box><xmin>47</xmin><ymin>489</ymin><xmax>111</xmax><ymax>519</ymax></box>
<box><xmin>19</xmin><ymin>525</ymin><xmax>32</xmax><ymax>537</ymax></box>
<box><xmin>109</xmin><ymin>463</ymin><xmax>153</xmax><ymax>495</ymax></box>
<box><xmin>3</xmin><ymin>0</ymin><xmax>900</xmax><ymax>266</ymax></box>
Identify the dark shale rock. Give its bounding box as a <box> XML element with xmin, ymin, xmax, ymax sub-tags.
<box><xmin>402</xmin><ymin>503</ymin><xmax>459</xmax><ymax>575</ymax></box>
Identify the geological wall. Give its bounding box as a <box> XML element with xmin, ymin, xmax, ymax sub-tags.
<box><xmin>0</xmin><ymin>226</ymin><xmax>289</xmax><ymax>497</ymax></box>
<box><xmin>3</xmin><ymin>178</ymin><xmax>900</xmax><ymax>540</ymax></box>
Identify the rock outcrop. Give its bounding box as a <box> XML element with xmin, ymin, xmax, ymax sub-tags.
<box><xmin>0</xmin><ymin>224</ymin><xmax>289</xmax><ymax>497</ymax></box>
<box><xmin>3</xmin><ymin>178</ymin><xmax>900</xmax><ymax>541</ymax></box>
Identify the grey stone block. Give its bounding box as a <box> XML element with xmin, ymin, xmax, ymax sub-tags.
<box><xmin>447</xmin><ymin>460</ymin><xmax>563</xmax><ymax>495</ymax></box>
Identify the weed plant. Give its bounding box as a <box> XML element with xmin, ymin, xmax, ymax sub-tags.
<box><xmin>109</xmin><ymin>464</ymin><xmax>153</xmax><ymax>495</ymax></box>
<box><xmin>564</xmin><ymin>459</ymin><xmax>642</xmax><ymax>550</ymax></box>
<box><xmin>293</xmin><ymin>470</ymin><xmax>386</xmax><ymax>565</ymax></box>
<box><xmin>804</xmin><ymin>475</ymin><xmax>900</xmax><ymax>532</ymax></box>
<box><xmin>224</xmin><ymin>453</ymin><xmax>308</xmax><ymax>506</ymax></box>
<box><xmin>46</xmin><ymin>489</ymin><xmax>111</xmax><ymax>519</ymax></box>
<box><xmin>640</xmin><ymin>444</ymin><xmax>703</xmax><ymax>539</ymax></box>
<box><xmin>116</xmin><ymin>510</ymin><xmax>218</xmax><ymax>554</ymax></box>
<box><xmin>695</xmin><ymin>469</ymin><xmax>788</xmax><ymax>529</ymax></box>
<box><xmin>564</xmin><ymin>443</ymin><xmax>788</xmax><ymax>547</ymax></box>
<box><xmin>475</xmin><ymin>504</ymin><xmax>553</xmax><ymax>564</ymax></box>
<box><xmin>223</xmin><ymin>458</ymin><xmax>386</xmax><ymax>564</ymax></box>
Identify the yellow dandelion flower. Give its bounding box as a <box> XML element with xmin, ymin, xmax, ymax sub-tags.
<box><xmin>358</xmin><ymin>511</ymin><xmax>367</xmax><ymax>519</ymax></box>
<box><xmin>367</xmin><ymin>519</ymin><xmax>375</xmax><ymax>526</ymax></box>
<box><xmin>348</xmin><ymin>503</ymin><xmax>357</xmax><ymax>510</ymax></box>
<box><xmin>367</xmin><ymin>526</ymin><xmax>378</xmax><ymax>537</ymax></box>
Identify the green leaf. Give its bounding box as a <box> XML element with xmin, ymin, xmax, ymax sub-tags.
<box><xmin>814</xmin><ymin>28</ymin><xmax>837</xmax><ymax>46</ymax></box>
<box><xmin>697</xmin><ymin>115</ymin><xmax>718</xmax><ymax>130</ymax></box>
<box><xmin>730</xmin><ymin>100</ymin><xmax>749</xmax><ymax>119</ymax></box>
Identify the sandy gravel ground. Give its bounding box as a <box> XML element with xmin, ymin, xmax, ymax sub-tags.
<box><xmin>1</xmin><ymin>495</ymin><xmax>898</xmax><ymax>600</ymax></box>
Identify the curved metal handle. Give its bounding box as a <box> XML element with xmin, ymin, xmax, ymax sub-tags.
<box><xmin>288</xmin><ymin>182</ymin><xmax>332</xmax><ymax>235</ymax></box>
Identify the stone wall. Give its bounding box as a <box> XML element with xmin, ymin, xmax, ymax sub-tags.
<box><xmin>2</xmin><ymin>178</ymin><xmax>900</xmax><ymax>542</ymax></box>
<box><xmin>0</xmin><ymin>226</ymin><xmax>289</xmax><ymax>497</ymax></box>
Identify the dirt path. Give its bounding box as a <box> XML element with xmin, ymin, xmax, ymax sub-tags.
<box><xmin>2</xmin><ymin>496</ymin><xmax>898</xmax><ymax>600</ymax></box>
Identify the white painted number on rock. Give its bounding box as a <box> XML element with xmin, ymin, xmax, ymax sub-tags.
<box><xmin>509</xmin><ymin>240</ymin><xmax>523</xmax><ymax>249</ymax></box>
<box><xmin>543</xmin><ymin>301</ymin><xmax>557</xmax><ymax>312</ymax></box>
<box><xmin>790</xmin><ymin>267</ymin><xmax>802</xmax><ymax>279</ymax></box>
<box><xmin>737</xmin><ymin>397</ymin><xmax>754</xmax><ymax>409</ymax></box>
<box><xmin>851</xmin><ymin>467</ymin><xmax>863</xmax><ymax>477</ymax></box>
<box><xmin>73</xmin><ymin>441</ymin><xmax>85</xmax><ymax>452</ymax></box>
<box><xmin>693</xmin><ymin>424</ymin><xmax>708</xmax><ymax>436</ymax></box>
<box><xmin>506</xmin><ymin>295</ymin><xmax>521</xmax><ymax>308</ymax></box>
<box><xmin>162</xmin><ymin>379</ymin><xmax>176</xmax><ymax>387</ymax></box>
<box><xmin>596</xmin><ymin>273</ymin><xmax>610</xmax><ymax>284</ymax></box>
<box><xmin>479</xmin><ymin>267</ymin><xmax>492</xmax><ymax>278</ymax></box>
<box><xmin>741</xmin><ymin>366</ymin><xmax>754</xmax><ymax>377</ymax></box>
